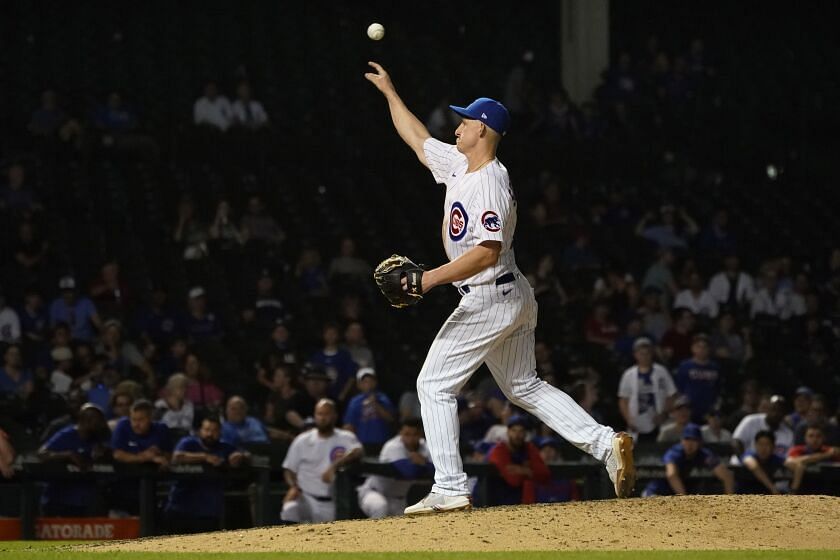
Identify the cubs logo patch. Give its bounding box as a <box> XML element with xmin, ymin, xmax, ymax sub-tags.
<box><xmin>329</xmin><ymin>446</ymin><xmax>347</xmax><ymax>462</ymax></box>
<box><xmin>449</xmin><ymin>201</ymin><xmax>468</xmax><ymax>241</ymax></box>
<box><xmin>481</xmin><ymin>211</ymin><xmax>502</xmax><ymax>232</ymax></box>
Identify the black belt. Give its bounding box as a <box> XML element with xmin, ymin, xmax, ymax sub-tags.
<box><xmin>305</xmin><ymin>492</ymin><xmax>333</xmax><ymax>502</ymax></box>
<box><xmin>459</xmin><ymin>272</ymin><xmax>515</xmax><ymax>294</ymax></box>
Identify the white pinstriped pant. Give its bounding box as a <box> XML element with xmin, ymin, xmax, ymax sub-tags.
<box><xmin>417</xmin><ymin>274</ymin><xmax>615</xmax><ymax>496</ymax></box>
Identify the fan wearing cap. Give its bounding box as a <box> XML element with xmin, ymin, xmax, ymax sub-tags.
<box><xmin>675</xmin><ymin>333</ymin><xmax>722</xmax><ymax>423</ymax></box>
<box><xmin>618</xmin><ymin>337</ymin><xmax>677</xmax><ymax>443</ymax></box>
<box><xmin>786</xmin><ymin>386</ymin><xmax>814</xmax><ymax>432</ymax></box>
<box><xmin>642</xmin><ymin>423</ymin><xmax>734</xmax><ymax>497</ymax></box>
<box><xmin>48</xmin><ymin>276</ymin><xmax>102</xmax><ymax>342</ymax></box>
<box><xmin>366</xmin><ymin>61</ymin><xmax>635</xmax><ymax>514</ymax></box>
<box><xmin>342</xmin><ymin>367</ymin><xmax>396</xmax><ymax>447</ymax></box>
<box><xmin>182</xmin><ymin>286</ymin><xmax>223</xmax><ymax>341</ymax></box>
<box><xmin>485</xmin><ymin>416</ymin><xmax>550</xmax><ymax>506</ymax></box>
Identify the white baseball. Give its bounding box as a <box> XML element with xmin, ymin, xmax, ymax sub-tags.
<box><xmin>367</xmin><ymin>23</ymin><xmax>385</xmax><ymax>41</ymax></box>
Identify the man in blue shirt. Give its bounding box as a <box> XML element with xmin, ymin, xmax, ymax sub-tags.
<box><xmin>643</xmin><ymin>423</ymin><xmax>734</xmax><ymax>496</ymax></box>
<box><xmin>110</xmin><ymin>400</ymin><xmax>171</xmax><ymax>514</ymax></box>
<box><xmin>343</xmin><ymin>368</ymin><xmax>396</xmax><ymax>447</ymax></box>
<box><xmin>739</xmin><ymin>430</ymin><xmax>785</xmax><ymax>494</ymax></box>
<box><xmin>309</xmin><ymin>322</ymin><xmax>357</xmax><ymax>405</ymax></box>
<box><xmin>221</xmin><ymin>396</ymin><xmax>269</xmax><ymax>445</ymax></box>
<box><xmin>48</xmin><ymin>276</ymin><xmax>103</xmax><ymax>342</ymax></box>
<box><xmin>675</xmin><ymin>334</ymin><xmax>721</xmax><ymax>423</ymax></box>
<box><xmin>165</xmin><ymin>416</ymin><xmax>248</xmax><ymax>533</ymax></box>
<box><xmin>37</xmin><ymin>404</ymin><xmax>110</xmax><ymax>516</ymax></box>
<box><xmin>183</xmin><ymin>287</ymin><xmax>223</xmax><ymax>341</ymax></box>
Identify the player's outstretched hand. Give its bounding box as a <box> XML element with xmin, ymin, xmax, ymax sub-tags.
<box><xmin>364</xmin><ymin>61</ymin><xmax>395</xmax><ymax>95</ymax></box>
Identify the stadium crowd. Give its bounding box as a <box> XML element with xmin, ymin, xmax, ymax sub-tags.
<box><xmin>1</xmin><ymin>20</ymin><xmax>839</xmax><ymax>533</ymax></box>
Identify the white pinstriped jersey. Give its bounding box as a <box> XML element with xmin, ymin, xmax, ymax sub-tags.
<box><xmin>423</xmin><ymin>138</ymin><xmax>518</xmax><ymax>288</ymax></box>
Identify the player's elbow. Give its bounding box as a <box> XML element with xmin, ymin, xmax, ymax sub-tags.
<box><xmin>477</xmin><ymin>242</ymin><xmax>501</xmax><ymax>267</ymax></box>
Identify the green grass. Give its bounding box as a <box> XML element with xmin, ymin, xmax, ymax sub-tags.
<box><xmin>0</xmin><ymin>543</ymin><xmax>838</xmax><ymax>560</ymax></box>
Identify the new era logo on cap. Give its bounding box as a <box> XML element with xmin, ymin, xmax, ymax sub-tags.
<box><xmin>481</xmin><ymin>113</ymin><xmax>488</xmax><ymax>119</ymax></box>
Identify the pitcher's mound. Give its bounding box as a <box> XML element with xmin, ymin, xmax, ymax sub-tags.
<box><xmin>92</xmin><ymin>495</ymin><xmax>840</xmax><ymax>552</ymax></box>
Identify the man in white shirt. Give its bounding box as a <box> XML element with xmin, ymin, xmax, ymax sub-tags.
<box><xmin>193</xmin><ymin>81</ymin><xmax>232</xmax><ymax>131</ymax></box>
<box><xmin>732</xmin><ymin>395</ymin><xmax>794</xmax><ymax>461</ymax></box>
<box><xmin>673</xmin><ymin>272</ymin><xmax>719</xmax><ymax>318</ymax></box>
<box><xmin>708</xmin><ymin>255</ymin><xmax>755</xmax><ymax>311</ymax></box>
<box><xmin>750</xmin><ymin>270</ymin><xmax>804</xmax><ymax>320</ymax></box>
<box><xmin>230</xmin><ymin>81</ymin><xmax>269</xmax><ymax>130</ymax></box>
<box><xmin>618</xmin><ymin>338</ymin><xmax>677</xmax><ymax>443</ymax></box>
<box><xmin>358</xmin><ymin>417</ymin><xmax>433</xmax><ymax>518</ymax></box>
<box><xmin>281</xmin><ymin>399</ymin><xmax>362</xmax><ymax>523</ymax></box>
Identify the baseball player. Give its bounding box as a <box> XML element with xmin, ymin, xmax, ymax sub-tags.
<box><xmin>281</xmin><ymin>399</ymin><xmax>362</xmax><ymax>523</ymax></box>
<box><xmin>357</xmin><ymin>417</ymin><xmax>433</xmax><ymax>518</ymax></box>
<box><xmin>365</xmin><ymin>61</ymin><xmax>635</xmax><ymax>515</ymax></box>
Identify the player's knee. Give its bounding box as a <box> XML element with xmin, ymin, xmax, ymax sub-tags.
<box><xmin>280</xmin><ymin>500</ymin><xmax>300</xmax><ymax>522</ymax></box>
<box><xmin>360</xmin><ymin>492</ymin><xmax>388</xmax><ymax>519</ymax></box>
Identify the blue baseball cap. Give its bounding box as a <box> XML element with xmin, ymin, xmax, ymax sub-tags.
<box><xmin>449</xmin><ymin>97</ymin><xmax>511</xmax><ymax>136</ymax></box>
<box><xmin>682</xmin><ymin>423</ymin><xmax>703</xmax><ymax>441</ymax></box>
<box><xmin>506</xmin><ymin>414</ymin><xmax>530</xmax><ymax>429</ymax></box>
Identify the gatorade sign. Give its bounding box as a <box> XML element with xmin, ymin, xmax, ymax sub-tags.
<box><xmin>0</xmin><ymin>518</ymin><xmax>139</xmax><ymax>540</ymax></box>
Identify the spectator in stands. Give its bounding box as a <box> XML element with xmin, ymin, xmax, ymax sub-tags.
<box><xmin>49</xmin><ymin>345</ymin><xmax>74</xmax><ymax>395</ymax></box>
<box><xmin>785</xmin><ymin>423</ymin><xmax>840</xmax><ymax>493</ymax></box>
<box><xmin>642</xmin><ymin>249</ymin><xmax>679</xmax><ymax>301</ymax></box>
<box><xmin>28</xmin><ymin>89</ymin><xmax>69</xmax><ymax>138</ymax></box>
<box><xmin>343</xmin><ymin>367</ymin><xmax>396</xmax><ymax>446</ymax></box>
<box><xmin>486</xmin><ymin>415</ymin><xmax>550</xmax><ymax>505</ymax></box>
<box><xmin>89</xmin><ymin>260</ymin><xmax>130</xmax><ymax>319</ymax></box>
<box><xmin>241</xmin><ymin>195</ymin><xmax>285</xmax><ymax>247</ymax></box>
<box><xmin>618</xmin><ymin>337</ymin><xmax>677</xmax><ymax>443</ymax></box>
<box><xmin>673</xmin><ymin>272</ymin><xmax>719</xmax><ymax>319</ymax></box>
<box><xmin>533</xmin><ymin>437</ymin><xmax>580</xmax><ymax>503</ymax></box>
<box><xmin>135</xmin><ymin>285</ymin><xmax>180</xmax><ymax>348</ymax></box>
<box><xmin>281</xmin><ymin>399</ymin><xmax>362</xmax><ymax>523</ymax></box>
<box><xmin>246</xmin><ymin>270</ymin><xmax>285</xmax><ymax>331</ymax></box>
<box><xmin>635</xmin><ymin>204</ymin><xmax>699</xmax><ymax>250</ymax></box>
<box><xmin>310</xmin><ymin>322</ymin><xmax>357</xmax><ymax>404</ymax></box>
<box><xmin>0</xmin><ymin>290</ymin><xmax>21</xmax><ymax>344</ymax></box>
<box><xmin>328</xmin><ymin>237</ymin><xmax>371</xmax><ymax>287</ymax></box>
<box><xmin>708</xmin><ymin>255</ymin><xmax>755</xmax><ymax>313</ymax></box>
<box><xmin>709</xmin><ymin>310</ymin><xmax>752</xmax><ymax>363</ymax></box>
<box><xmin>1</xmin><ymin>163</ymin><xmax>41</xmax><ymax>214</ymax></box>
<box><xmin>19</xmin><ymin>287</ymin><xmax>48</xmax><ymax>348</ymax></box>
<box><xmin>613</xmin><ymin>315</ymin><xmax>651</xmax><ymax>365</ymax></box>
<box><xmin>426</xmin><ymin>97</ymin><xmax>460</xmax><ymax>139</ymax></box>
<box><xmin>675</xmin><ymin>334</ymin><xmax>722</xmax><ymax>423</ymax></box>
<box><xmin>105</xmin><ymin>389</ymin><xmax>134</xmax><ymax>431</ymax></box>
<box><xmin>298</xmin><ymin>364</ymin><xmax>331</xmax><ymax>423</ymax></box>
<box><xmin>165</xmin><ymin>416</ymin><xmax>249</xmax><ymax>533</ymax></box>
<box><xmin>739</xmin><ymin>431</ymin><xmax>785</xmax><ymax>495</ymax></box>
<box><xmin>643</xmin><ymin>423</ymin><xmax>734</xmax><ymax>496</ymax></box>
<box><xmin>751</xmin><ymin>270</ymin><xmax>804</xmax><ymax>320</ymax></box>
<box><xmin>0</xmin><ymin>425</ymin><xmax>14</xmax><ymax>478</ymax></box>
<box><xmin>183</xmin><ymin>352</ymin><xmax>224</xmax><ymax>410</ymax></box>
<box><xmin>183</xmin><ymin>287</ymin><xmax>223</xmax><ymax>341</ymax></box>
<box><xmin>209</xmin><ymin>199</ymin><xmax>246</xmax><ymax>251</ymax></box>
<box><xmin>173</xmin><ymin>196</ymin><xmax>209</xmax><ymax>261</ymax></box>
<box><xmin>584</xmin><ymin>302</ymin><xmax>619</xmax><ymax>349</ymax></box>
<box><xmin>357</xmin><ymin>417</ymin><xmax>433</xmax><ymax>518</ymax></box>
<box><xmin>725</xmin><ymin>379</ymin><xmax>761</xmax><ymax>431</ymax></box>
<box><xmin>49</xmin><ymin>276</ymin><xmax>102</xmax><ymax>342</ymax></box>
<box><xmin>637</xmin><ymin>287</ymin><xmax>671</xmax><ymax>342</ymax></box>
<box><xmin>528</xmin><ymin>254</ymin><xmax>569</xmax><ymax>308</ymax></box>
<box><xmin>264</xmin><ymin>364</ymin><xmax>307</xmax><ymax>440</ymax></box>
<box><xmin>193</xmin><ymin>81</ymin><xmax>232</xmax><ymax>131</ymax></box>
<box><xmin>155</xmin><ymin>373</ymin><xmax>195</xmax><ymax>431</ymax></box>
<box><xmin>97</xmin><ymin>319</ymin><xmax>156</xmax><ymax>389</ymax></box>
<box><xmin>343</xmin><ymin>321</ymin><xmax>374</xmax><ymax>369</ymax></box>
<box><xmin>660</xmin><ymin>308</ymin><xmax>696</xmax><ymax>366</ymax></box>
<box><xmin>92</xmin><ymin>92</ymin><xmax>137</xmax><ymax>133</ymax></box>
<box><xmin>264</xmin><ymin>320</ymin><xmax>297</xmax><ymax>368</ymax></box>
<box><xmin>786</xmin><ymin>386</ymin><xmax>813</xmax><ymax>432</ymax></box>
<box><xmin>657</xmin><ymin>395</ymin><xmax>692</xmax><ymax>443</ymax></box>
<box><xmin>38</xmin><ymin>404</ymin><xmax>110</xmax><ymax>516</ymax></box>
<box><xmin>733</xmin><ymin>395</ymin><xmax>794</xmax><ymax>458</ymax></box>
<box><xmin>793</xmin><ymin>395</ymin><xmax>837</xmax><ymax>445</ymax></box>
<box><xmin>701</xmin><ymin>409</ymin><xmax>732</xmax><ymax>443</ymax></box>
<box><xmin>295</xmin><ymin>248</ymin><xmax>329</xmax><ymax>298</ymax></box>
<box><xmin>222</xmin><ymin>396</ymin><xmax>269</xmax><ymax>445</ymax></box>
<box><xmin>156</xmin><ymin>337</ymin><xmax>188</xmax><ymax>382</ymax></box>
<box><xmin>12</xmin><ymin>222</ymin><xmax>49</xmax><ymax>287</ymax></box>
<box><xmin>230</xmin><ymin>81</ymin><xmax>269</xmax><ymax>130</ymax></box>
<box><xmin>0</xmin><ymin>345</ymin><xmax>33</xmax><ymax>401</ymax></box>
<box><xmin>698</xmin><ymin>209</ymin><xmax>737</xmax><ymax>256</ymax></box>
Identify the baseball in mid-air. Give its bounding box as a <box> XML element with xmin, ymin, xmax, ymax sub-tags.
<box><xmin>367</xmin><ymin>23</ymin><xmax>385</xmax><ymax>41</ymax></box>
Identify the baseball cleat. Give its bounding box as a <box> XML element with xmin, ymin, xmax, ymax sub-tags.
<box><xmin>404</xmin><ymin>493</ymin><xmax>472</xmax><ymax>516</ymax></box>
<box><xmin>606</xmin><ymin>432</ymin><xmax>636</xmax><ymax>498</ymax></box>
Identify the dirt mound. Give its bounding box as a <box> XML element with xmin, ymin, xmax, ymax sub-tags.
<box><xmin>89</xmin><ymin>495</ymin><xmax>840</xmax><ymax>552</ymax></box>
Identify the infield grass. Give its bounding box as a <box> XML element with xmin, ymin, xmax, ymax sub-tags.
<box><xmin>1</xmin><ymin>542</ymin><xmax>839</xmax><ymax>560</ymax></box>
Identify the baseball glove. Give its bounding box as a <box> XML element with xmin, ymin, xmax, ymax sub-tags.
<box><xmin>374</xmin><ymin>254</ymin><xmax>425</xmax><ymax>308</ymax></box>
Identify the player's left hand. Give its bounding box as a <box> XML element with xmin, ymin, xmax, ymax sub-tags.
<box><xmin>401</xmin><ymin>272</ymin><xmax>429</xmax><ymax>294</ymax></box>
